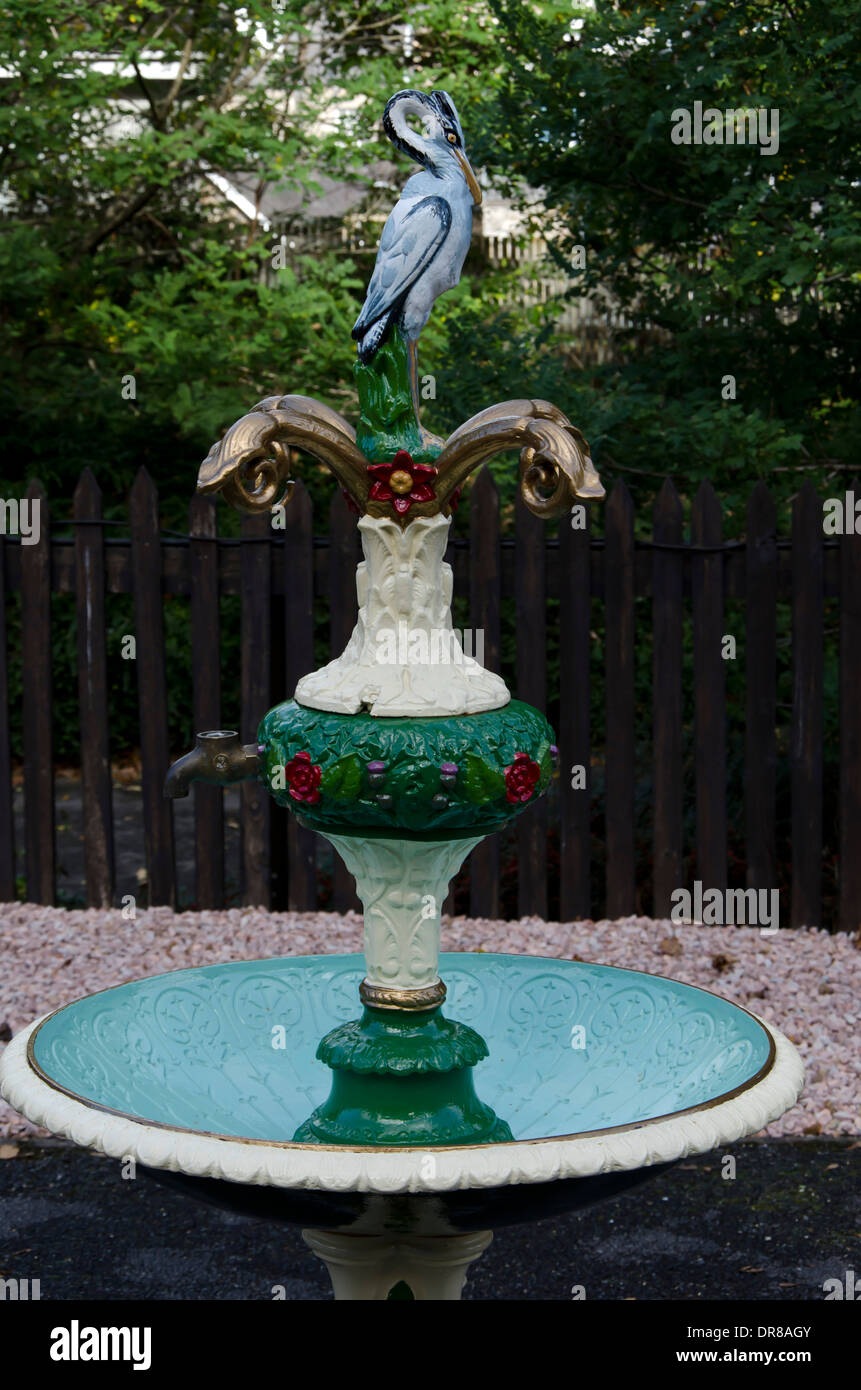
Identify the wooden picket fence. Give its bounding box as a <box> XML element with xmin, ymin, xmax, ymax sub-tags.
<box><xmin>1</xmin><ymin>466</ymin><xmax>858</xmax><ymax>930</ymax></box>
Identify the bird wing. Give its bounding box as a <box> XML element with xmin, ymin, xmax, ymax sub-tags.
<box><xmin>353</xmin><ymin>195</ymin><xmax>451</xmax><ymax>334</ymax></box>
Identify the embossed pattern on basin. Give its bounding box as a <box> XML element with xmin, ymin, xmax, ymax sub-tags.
<box><xmin>28</xmin><ymin>953</ymin><xmax>773</xmax><ymax>1144</ymax></box>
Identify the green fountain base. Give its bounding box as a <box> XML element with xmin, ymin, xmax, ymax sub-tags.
<box><xmin>293</xmin><ymin>1005</ymin><xmax>513</xmax><ymax>1146</ymax></box>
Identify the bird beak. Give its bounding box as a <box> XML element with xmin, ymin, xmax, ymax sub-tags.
<box><xmin>453</xmin><ymin>147</ymin><xmax>482</xmax><ymax>205</ymax></box>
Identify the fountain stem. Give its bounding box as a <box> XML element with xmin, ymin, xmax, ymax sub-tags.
<box><xmin>293</xmin><ymin>828</ymin><xmax>513</xmax><ymax>1146</ymax></box>
<box><xmin>320</xmin><ymin>830</ymin><xmax>483</xmax><ymax>1007</ymax></box>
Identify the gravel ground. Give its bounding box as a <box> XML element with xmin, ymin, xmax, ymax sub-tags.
<box><xmin>0</xmin><ymin>903</ymin><xmax>858</xmax><ymax>1140</ymax></box>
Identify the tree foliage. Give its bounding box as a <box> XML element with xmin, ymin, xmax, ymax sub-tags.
<box><xmin>0</xmin><ymin>0</ymin><xmax>500</xmax><ymax>525</ymax></box>
<box><xmin>480</xmin><ymin>0</ymin><xmax>861</xmax><ymax>524</ymax></box>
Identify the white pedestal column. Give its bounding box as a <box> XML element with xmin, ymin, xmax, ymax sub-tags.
<box><xmin>302</xmin><ymin>1228</ymin><xmax>493</xmax><ymax>1301</ymax></box>
<box><xmin>321</xmin><ymin>831</ymin><xmax>483</xmax><ymax>997</ymax></box>
<box><xmin>295</xmin><ymin>514</ymin><xmax>509</xmax><ymax>716</ymax></box>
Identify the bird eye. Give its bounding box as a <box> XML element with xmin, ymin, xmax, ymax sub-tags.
<box><xmin>446</xmin><ymin>132</ymin><xmax>457</xmax><ymax>144</ymax></box>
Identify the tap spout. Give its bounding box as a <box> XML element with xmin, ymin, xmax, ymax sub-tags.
<box><xmin>164</xmin><ymin>730</ymin><xmax>261</xmax><ymax>799</ymax></box>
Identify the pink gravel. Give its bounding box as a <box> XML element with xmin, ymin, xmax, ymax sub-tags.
<box><xmin>0</xmin><ymin>903</ymin><xmax>857</xmax><ymax>1141</ymax></box>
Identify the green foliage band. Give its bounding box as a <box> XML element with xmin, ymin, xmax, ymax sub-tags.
<box><xmin>257</xmin><ymin>697</ymin><xmax>555</xmax><ymax>835</ymax></box>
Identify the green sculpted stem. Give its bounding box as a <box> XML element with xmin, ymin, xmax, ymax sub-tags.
<box><xmin>354</xmin><ymin>328</ymin><xmax>441</xmax><ymax>464</ymax></box>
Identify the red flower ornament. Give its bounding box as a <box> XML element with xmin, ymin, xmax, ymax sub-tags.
<box><xmin>504</xmin><ymin>751</ymin><xmax>541</xmax><ymax>804</ymax></box>
<box><xmin>284</xmin><ymin>750</ymin><xmax>322</xmax><ymax>804</ymax></box>
<box><xmin>368</xmin><ymin>450</ymin><xmax>437</xmax><ymax>516</ymax></box>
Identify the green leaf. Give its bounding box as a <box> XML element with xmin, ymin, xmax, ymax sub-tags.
<box><xmin>536</xmin><ymin>740</ymin><xmax>553</xmax><ymax>794</ymax></box>
<box><xmin>320</xmin><ymin>754</ymin><xmax>362</xmax><ymax>801</ymax></box>
<box><xmin>459</xmin><ymin>753</ymin><xmax>506</xmax><ymax>804</ymax></box>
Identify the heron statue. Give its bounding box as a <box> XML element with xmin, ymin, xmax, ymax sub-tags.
<box><xmin>352</xmin><ymin>89</ymin><xmax>482</xmax><ymax>448</ymax></box>
<box><xmin>196</xmin><ymin>86</ymin><xmax>604</xmax><ymax>519</ymax></box>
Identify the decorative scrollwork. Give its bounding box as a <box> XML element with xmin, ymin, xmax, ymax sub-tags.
<box><xmin>198</xmin><ymin>393</ymin><xmax>603</xmax><ymax>523</ymax></box>
<box><xmin>197</xmin><ymin>393</ymin><xmax>371</xmax><ymax>515</ymax></box>
<box><xmin>430</xmin><ymin>399</ymin><xmax>605</xmax><ymax>519</ymax></box>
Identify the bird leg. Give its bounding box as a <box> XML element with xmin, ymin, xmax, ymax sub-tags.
<box><xmin>407</xmin><ymin>339</ymin><xmax>422</xmax><ymax>431</ymax></box>
<box><xmin>406</xmin><ymin>339</ymin><xmax>444</xmax><ymax>457</ymax></box>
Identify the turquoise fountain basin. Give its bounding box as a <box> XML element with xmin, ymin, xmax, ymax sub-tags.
<box><xmin>2</xmin><ymin>952</ymin><xmax>802</xmax><ymax>1234</ymax></box>
<box><xmin>28</xmin><ymin>953</ymin><xmax>773</xmax><ymax>1144</ymax></box>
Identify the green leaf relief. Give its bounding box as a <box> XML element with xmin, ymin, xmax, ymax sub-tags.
<box><xmin>320</xmin><ymin>754</ymin><xmax>362</xmax><ymax>801</ymax></box>
<box><xmin>459</xmin><ymin>753</ymin><xmax>507</xmax><ymax>804</ymax></box>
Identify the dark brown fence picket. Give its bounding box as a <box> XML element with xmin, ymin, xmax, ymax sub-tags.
<box><xmin>240</xmin><ymin>510</ymin><xmax>272</xmax><ymax>908</ymax></box>
<box><xmin>129</xmin><ymin>468</ymin><xmax>176</xmax><ymax>907</ymax></box>
<box><xmin>0</xmin><ymin>533</ymin><xmax>14</xmax><ymax>900</ymax></box>
<box><xmin>189</xmin><ymin>492</ymin><xmax>223</xmax><ymax>909</ymax></box>
<box><xmin>20</xmin><ymin>479</ymin><xmax>54</xmax><ymax>904</ymax></box>
<box><xmin>468</xmin><ymin>468</ymin><xmax>501</xmax><ymax>919</ymax></box>
<box><xmin>74</xmin><ymin>469</ymin><xmax>115</xmax><ymax>908</ymax></box>
<box><xmin>745</xmin><ymin>481</ymin><xmax>777</xmax><ymax>893</ymax></box>
<box><xmin>283</xmin><ymin>480</ymin><xmax>317</xmax><ymax>911</ymax></box>
<box><xmin>652</xmin><ymin>479</ymin><xmax>683</xmax><ymax>917</ymax></box>
<box><xmin>839</xmin><ymin>480</ymin><xmax>861</xmax><ymax>933</ymax></box>
<box><xmin>515</xmin><ymin>492</ymin><xmax>547</xmax><ymax>919</ymax></box>
<box><xmin>328</xmin><ymin>491</ymin><xmax>360</xmax><ymax>913</ymax></box>
<box><xmin>559</xmin><ymin>499</ymin><xmax>592</xmax><ymax>921</ymax></box>
<box><xmin>691</xmin><ymin>481</ymin><xmax>727</xmax><ymax>897</ymax></box>
<box><xmin>604</xmin><ymin>481</ymin><xmax>635</xmax><ymax>917</ymax></box>
<box><xmin>791</xmin><ymin>481</ymin><xmax>823</xmax><ymax>928</ymax></box>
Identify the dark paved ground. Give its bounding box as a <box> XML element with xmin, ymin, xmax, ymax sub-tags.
<box><xmin>14</xmin><ymin>780</ymin><xmax>347</xmax><ymax>909</ymax></box>
<box><xmin>1</xmin><ymin>1138</ymin><xmax>856</xmax><ymax>1301</ymax></box>
<box><xmin>14</xmin><ymin>781</ymin><xmax>245</xmax><ymax>909</ymax></box>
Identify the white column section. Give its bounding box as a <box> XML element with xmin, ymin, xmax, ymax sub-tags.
<box><xmin>301</xmin><ymin>1228</ymin><xmax>494</xmax><ymax>1301</ymax></box>
<box><xmin>321</xmin><ymin>831</ymin><xmax>484</xmax><ymax>991</ymax></box>
<box><xmin>294</xmin><ymin>513</ymin><xmax>510</xmax><ymax>715</ymax></box>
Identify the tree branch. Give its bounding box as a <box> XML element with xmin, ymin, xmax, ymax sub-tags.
<box><xmin>158</xmin><ymin>29</ymin><xmax>196</xmax><ymax>123</ymax></box>
<box><xmin>83</xmin><ymin>182</ymin><xmax>161</xmax><ymax>255</ymax></box>
<box><xmin>132</xmin><ymin>60</ymin><xmax>161</xmax><ymax>127</ymax></box>
<box><xmin>630</xmin><ymin>177</ymin><xmax>710</xmax><ymax>213</ymax></box>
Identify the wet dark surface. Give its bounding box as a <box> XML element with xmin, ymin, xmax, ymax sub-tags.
<box><xmin>0</xmin><ymin>1138</ymin><xmax>856</xmax><ymax>1300</ymax></box>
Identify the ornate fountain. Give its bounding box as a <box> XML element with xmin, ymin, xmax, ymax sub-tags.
<box><xmin>0</xmin><ymin>89</ymin><xmax>803</xmax><ymax>1301</ymax></box>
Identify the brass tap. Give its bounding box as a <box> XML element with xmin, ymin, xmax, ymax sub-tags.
<box><xmin>164</xmin><ymin>731</ymin><xmax>261</xmax><ymax>799</ymax></box>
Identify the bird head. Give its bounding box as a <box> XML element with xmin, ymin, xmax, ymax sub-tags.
<box><xmin>383</xmin><ymin>89</ymin><xmax>482</xmax><ymax>205</ymax></box>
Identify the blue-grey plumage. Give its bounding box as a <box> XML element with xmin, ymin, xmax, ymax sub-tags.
<box><xmin>352</xmin><ymin>90</ymin><xmax>481</xmax><ymax>419</ymax></box>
